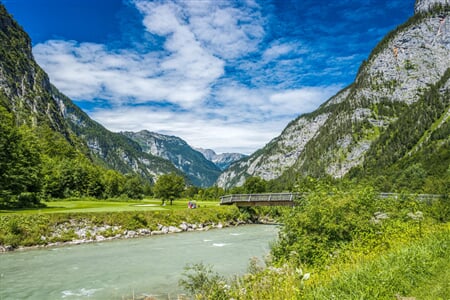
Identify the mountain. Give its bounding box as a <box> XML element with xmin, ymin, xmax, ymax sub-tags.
<box><xmin>0</xmin><ymin>5</ymin><xmax>72</xmax><ymax>140</ymax></box>
<box><xmin>195</xmin><ymin>148</ymin><xmax>247</xmax><ymax>171</ymax></box>
<box><xmin>218</xmin><ymin>0</ymin><xmax>450</xmax><ymax>193</ymax></box>
<box><xmin>57</xmin><ymin>92</ymin><xmax>182</xmax><ymax>180</ymax></box>
<box><xmin>122</xmin><ymin>131</ymin><xmax>221</xmax><ymax>187</ymax></box>
<box><xmin>0</xmin><ymin>4</ymin><xmax>180</xmax><ymax>184</ymax></box>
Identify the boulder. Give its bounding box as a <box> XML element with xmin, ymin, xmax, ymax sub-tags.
<box><xmin>179</xmin><ymin>222</ymin><xmax>189</xmax><ymax>231</ymax></box>
<box><xmin>169</xmin><ymin>226</ymin><xmax>182</xmax><ymax>233</ymax></box>
<box><xmin>138</xmin><ymin>229</ymin><xmax>151</xmax><ymax>235</ymax></box>
<box><xmin>125</xmin><ymin>230</ymin><xmax>137</xmax><ymax>238</ymax></box>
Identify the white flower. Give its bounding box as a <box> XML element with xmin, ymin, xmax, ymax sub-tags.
<box><xmin>302</xmin><ymin>273</ymin><xmax>310</xmax><ymax>281</ymax></box>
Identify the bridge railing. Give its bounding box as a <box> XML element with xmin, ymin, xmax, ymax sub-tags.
<box><xmin>220</xmin><ymin>192</ymin><xmax>446</xmax><ymax>206</ymax></box>
<box><xmin>220</xmin><ymin>193</ymin><xmax>300</xmax><ymax>205</ymax></box>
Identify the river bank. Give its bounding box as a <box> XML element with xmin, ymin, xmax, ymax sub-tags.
<box><xmin>0</xmin><ymin>206</ymin><xmax>278</xmax><ymax>252</ymax></box>
<box><xmin>1</xmin><ymin>219</ymin><xmax>249</xmax><ymax>252</ymax></box>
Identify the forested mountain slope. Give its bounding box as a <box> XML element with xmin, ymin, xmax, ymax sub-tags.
<box><xmin>123</xmin><ymin>130</ymin><xmax>221</xmax><ymax>187</ymax></box>
<box><xmin>0</xmin><ymin>4</ymin><xmax>182</xmax><ymax>205</ymax></box>
<box><xmin>54</xmin><ymin>89</ymin><xmax>181</xmax><ymax>181</ymax></box>
<box><xmin>218</xmin><ymin>0</ymin><xmax>450</xmax><ymax>193</ymax></box>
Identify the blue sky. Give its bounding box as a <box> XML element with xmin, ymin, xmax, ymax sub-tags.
<box><xmin>3</xmin><ymin>0</ymin><xmax>413</xmax><ymax>154</ymax></box>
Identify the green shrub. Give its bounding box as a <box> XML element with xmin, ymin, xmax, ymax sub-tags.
<box><xmin>179</xmin><ymin>263</ymin><xmax>229</xmax><ymax>300</ymax></box>
<box><xmin>272</xmin><ymin>186</ymin><xmax>381</xmax><ymax>267</ymax></box>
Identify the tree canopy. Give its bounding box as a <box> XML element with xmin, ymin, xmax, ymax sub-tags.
<box><xmin>0</xmin><ymin>106</ymin><xmax>41</xmax><ymax>208</ymax></box>
<box><xmin>153</xmin><ymin>173</ymin><xmax>186</xmax><ymax>205</ymax></box>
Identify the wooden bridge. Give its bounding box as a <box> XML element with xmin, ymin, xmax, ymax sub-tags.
<box><xmin>220</xmin><ymin>193</ymin><xmax>301</xmax><ymax>207</ymax></box>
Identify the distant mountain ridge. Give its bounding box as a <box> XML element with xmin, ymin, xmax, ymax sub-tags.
<box><xmin>195</xmin><ymin>148</ymin><xmax>247</xmax><ymax>171</ymax></box>
<box><xmin>122</xmin><ymin>131</ymin><xmax>221</xmax><ymax>187</ymax></box>
<box><xmin>217</xmin><ymin>0</ymin><xmax>450</xmax><ymax>192</ymax></box>
<box><xmin>57</xmin><ymin>91</ymin><xmax>182</xmax><ymax>180</ymax></box>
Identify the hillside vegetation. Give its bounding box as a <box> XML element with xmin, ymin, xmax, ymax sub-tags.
<box><xmin>180</xmin><ymin>183</ymin><xmax>450</xmax><ymax>299</ymax></box>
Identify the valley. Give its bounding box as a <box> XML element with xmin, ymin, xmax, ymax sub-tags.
<box><xmin>0</xmin><ymin>0</ymin><xmax>449</xmax><ymax>299</ymax></box>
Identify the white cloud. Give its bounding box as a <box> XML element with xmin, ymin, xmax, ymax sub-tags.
<box><xmin>32</xmin><ymin>0</ymin><xmax>343</xmax><ymax>154</ymax></box>
<box><xmin>263</xmin><ymin>42</ymin><xmax>295</xmax><ymax>61</ymax></box>
<box><xmin>212</xmin><ymin>84</ymin><xmax>340</xmax><ymax>121</ymax></box>
<box><xmin>154</xmin><ymin>0</ymin><xmax>266</xmax><ymax>60</ymax></box>
<box><xmin>34</xmin><ymin>38</ymin><xmax>224</xmax><ymax>106</ymax></box>
<box><xmin>34</xmin><ymin>0</ymin><xmax>227</xmax><ymax>107</ymax></box>
<box><xmin>89</xmin><ymin>105</ymin><xmax>285</xmax><ymax>155</ymax></box>
<box><xmin>268</xmin><ymin>86</ymin><xmax>340</xmax><ymax>114</ymax></box>
<box><xmin>87</xmin><ymin>84</ymin><xmax>340</xmax><ymax>154</ymax></box>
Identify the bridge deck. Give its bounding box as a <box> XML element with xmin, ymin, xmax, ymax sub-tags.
<box><xmin>220</xmin><ymin>193</ymin><xmax>300</xmax><ymax>207</ymax></box>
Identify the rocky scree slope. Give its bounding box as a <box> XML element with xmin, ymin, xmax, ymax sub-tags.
<box><xmin>0</xmin><ymin>5</ymin><xmax>180</xmax><ymax>182</ymax></box>
<box><xmin>217</xmin><ymin>1</ymin><xmax>450</xmax><ymax>189</ymax></box>
<box><xmin>122</xmin><ymin>130</ymin><xmax>221</xmax><ymax>187</ymax></box>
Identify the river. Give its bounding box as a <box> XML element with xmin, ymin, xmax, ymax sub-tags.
<box><xmin>0</xmin><ymin>225</ymin><xmax>278</xmax><ymax>299</ymax></box>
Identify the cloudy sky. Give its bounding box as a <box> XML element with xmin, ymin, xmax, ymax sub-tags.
<box><xmin>4</xmin><ymin>0</ymin><xmax>413</xmax><ymax>154</ymax></box>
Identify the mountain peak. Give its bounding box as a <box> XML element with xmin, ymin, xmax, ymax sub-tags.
<box><xmin>196</xmin><ymin>148</ymin><xmax>247</xmax><ymax>171</ymax></box>
<box><xmin>415</xmin><ymin>0</ymin><xmax>450</xmax><ymax>13</ymax></box>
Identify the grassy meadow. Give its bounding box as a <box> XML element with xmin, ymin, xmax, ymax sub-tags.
<box><xmin>0</xmin><ymin>198</ymin><xmax>221</xmax><ymax>214</ymax></box>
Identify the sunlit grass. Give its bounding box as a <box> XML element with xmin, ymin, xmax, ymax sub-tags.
<box><xmin>303</xmin><ymin>225</ymin><xmax>450</xmax><ymax>299</ymax></box>
<box><xmin>0</xmin><ymin>198</ymin><xmax>221</xmax><ymax>214</ymax></box>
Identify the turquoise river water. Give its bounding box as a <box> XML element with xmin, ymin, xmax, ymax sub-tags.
<box><xmin>0</xmin><ymin>225</ymin><xmax>279</xmax><ymax>299</ymax></box>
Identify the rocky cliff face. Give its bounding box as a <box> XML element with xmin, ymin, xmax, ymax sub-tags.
<box><xmin>217</xmin><ymin>1</ymin><xmax>450</xmax><ymax>189</ymax></box>
<box><xmin>216</xmin><ymin>112</ymin><xmax>330</xmax><ymax>188</ymax></box>
<box><xmin>415</xmin><ymin>0</ymin><xmax>449</xmax><ymax>13</ymax></box>
<box><xmin>0</xmin><ymin>5</ymin><xmax>72</xmax><ymax>139</ymax></box>
<box><xmin>123</xmin><ymin>131</ymin><xmax>221</xmax><ymax>187</ymax></box>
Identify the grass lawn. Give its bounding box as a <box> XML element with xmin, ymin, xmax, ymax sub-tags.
<box><xmin>0</xmin><ymin>198</ymin><xmax>221</xmax><ymax>214</ymax></box>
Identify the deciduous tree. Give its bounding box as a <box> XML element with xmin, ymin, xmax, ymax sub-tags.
<box><xmin>154</xmin><ymin>173</ymin><xmax>185</xmax><ymax>205</ymax></box>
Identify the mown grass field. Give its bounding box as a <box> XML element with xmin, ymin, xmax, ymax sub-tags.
<box><xmin>0</xmin><ymin>198</ymin><xmax>221</xmax><ymax>214</ymax></box>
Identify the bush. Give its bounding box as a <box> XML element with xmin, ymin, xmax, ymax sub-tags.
<box><xmin>179</xmin><ymin>263</ymin><xmax>229</xmax><ymax>299</ymax></box>
<box><xmin>271</xmin><ymin>184</ymin><xmax>447</xmax><ymax>268</ymax></box>
<box><xmin>272</xmin><ymin>186</ymin><xmax>381</xmax><ymax>266</ymax></box>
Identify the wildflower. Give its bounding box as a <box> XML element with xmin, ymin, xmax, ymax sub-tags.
<box><xmin>302</xmin><ymin>273</ymin><xmax>310</xmax><ymax>281</ymax></box>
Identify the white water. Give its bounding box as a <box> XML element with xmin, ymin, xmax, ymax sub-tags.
<box><xmin>0</xmin><ymin>225</ymin><xmax>278</xmax><ymax>299</ymax></box>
